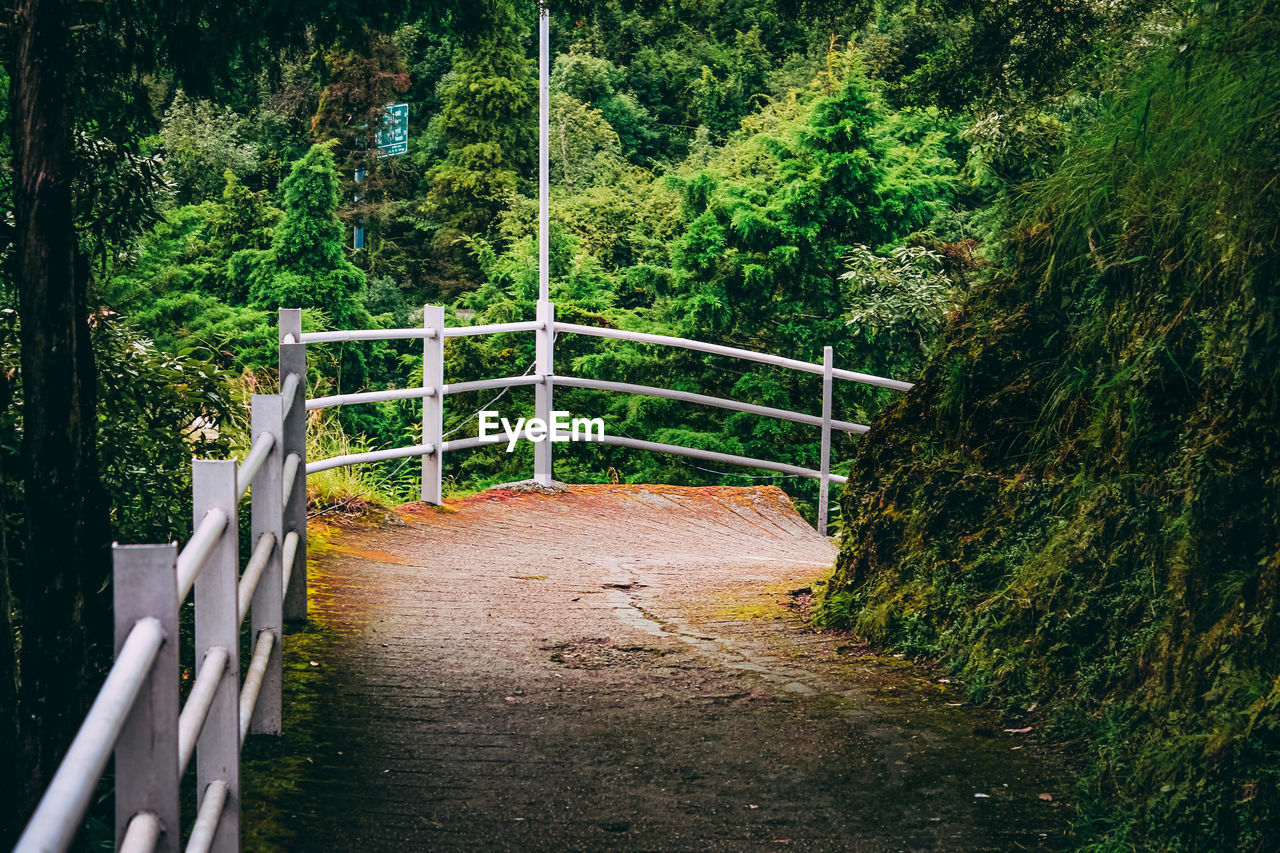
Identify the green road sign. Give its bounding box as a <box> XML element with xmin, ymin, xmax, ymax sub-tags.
<box><xmin>375</xmin><ymin>103</ymin><xmax>409</xmax><ymax>157</ymax></box>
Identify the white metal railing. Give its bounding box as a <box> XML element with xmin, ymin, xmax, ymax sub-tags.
<box><xmin>299</xmin><ymin>326</ymin><xmax>436</xmax><ymax>344</ymax></box>
<box><xmin>554</xmin><ymin>321</ymin><xmax>915</xmax><ymax>392</ymax></box>
<box><xmin>13</xmin><ymin>303</ymin><xmax>910</xmax><ymax>852</ymax></box>
<box><xmin>301</xmin><ymin>300</ymin><xmax>911</xmax><ymax>536</ymax></box>
<box><xmin>14</xmin><ymin>317</ymin><xmax>309</xmax><ymax>853</ymax></box>
<box><xmin>552</xmin><ymin>376</ymin><xmax>870</xmax><ymax>434</ymax></box>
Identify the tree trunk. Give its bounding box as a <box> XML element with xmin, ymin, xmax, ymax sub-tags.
<box><xmin>9</xmin><ymin>0</ymin><xmax>110</xmax><ymax>839</ymax></box>
<box><xmin>0</xmin><ymin>437</ymin><xmax>16</xmax><ymax>843</ymax></box>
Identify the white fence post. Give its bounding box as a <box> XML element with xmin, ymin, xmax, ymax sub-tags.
<box><xmin>422</xmin><ymin>305</ymin><xmax>445</xmax><ymax>505</ymax></box>
<box><xmin>534</xmin><ymin>300</ymin><xmax>555</xmax><ymax>485</ymax></box>
<box><xmin>250</xmin><ymin>395</ymin><xmax>284</xmax><ymax>735</ymax></box>
<box><xmin>192</xmin><ymin>459</ymin><xmax>239</xmax><ymax>853</ymax></box>
<box><xmin>279</xmin><ymin>309</ymin><xmax>308</xmax><ymax>623</ymax></box>
<box><xmin>818</xmin><ymin>346</ymin><xmax>833</xmax><ymax>537</ymax></box>
<box><xmin>113</xmin><ymin>543</ymin><xmax>180</xmax><ymax>853</ymax></box>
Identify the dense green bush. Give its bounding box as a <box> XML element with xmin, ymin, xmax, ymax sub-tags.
<box><xmin>822</xmin><ymin>3</ymin><xmax>1280</xmax><ymax>847</ymax></box>
<box><xmin>0</xmin><ymin>309</ymin><xmax>232</xmax><ymax>568</ymax></box>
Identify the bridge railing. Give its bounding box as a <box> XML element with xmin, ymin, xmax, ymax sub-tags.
<box><xmin>14</xmin><ymin>337</ymin><xmax>308</xmax><ymax>853</ymax></box>
<box><xmin>298</xmin><ymin>301</ymin><xmax>912</xmax><ymax>536</ymax></box>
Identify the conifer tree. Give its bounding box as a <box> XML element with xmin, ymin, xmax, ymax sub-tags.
<box><xmin>424</xmin><ymin>2</ymin><xmax>535</xmax><ymax>248</ymax></box>
<box><xmin>675</xmin><ymin>72</ymin><xmax>900</xmax><ymax>344</ymax></box>
<box><xmin>248</xmin><ymin>143</ymin><xmax>368</xmax><ymax>330</ymax></box>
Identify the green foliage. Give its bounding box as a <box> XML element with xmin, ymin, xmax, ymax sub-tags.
<box><xmin>1</xmin><ymin>309</ymin><xmax>232</xmax><ymax>553</ymax></box>
<box><xmin>74</xmin><ymin>131</ymin><xmax>172</xmax><ymax>270</ymax></box>
<box><xmin>423</xmin><ymin>2</ymin><xmax>534</xmax><ymax>250</ymax></box>
<box><xmin>160</xmin><ymin>92</ymin><xmax>261</xmax><ymax>204</ymax></box>
<box><xmin>823</xmin><ymin>3</ymin><xmax>1280</xmax><ymax>849</ymax></box>
<box><xmin>104</xmin><ymin>174</ymin><xmax>280</xmax><ymax>369</ymax></box>
<box><xmin>664</xmin><ymin>64</ymin><xmax>957</xmax><ymax>371</ymax></box>
<box><xmin>548</xmin><ymin>92</ymin><xmax>626</xmax><ymax>192</ymax></box>
<box><xmin>362</xmin><ymin>275</ymin><xmax>411</xmax><ymax>327</ymax></box>
<box><xmin>548</xmin><ymin>50</ymin><xmax>662</xmax><ymax>166</ymax></box>
<box><xmin>248</xmin><ymin>143</ymin><xmax>369</xmax><ymax>330</ymax></box>
<box><xmin>840</xmin><ymin>244</ymin><xmax>953</xmax><ymax>358</ymax></box>
<box><xmin>567</xmin><ymin>0</ymin><xmax>870</xmax><ymax>161</ymax></box>
<box><xmin>550</xmin><ymin>51</ymin><xmax>623</xmax><ymax>104</ymax></box>
<box><xmin>864</xmin><ymin>0</ymin><xmax>1159</xmax><ymax>111</ymax></box>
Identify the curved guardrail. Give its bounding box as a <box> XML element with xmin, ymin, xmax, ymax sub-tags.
<box><xmin>299</xmin><ymin>300</ymin><xmax>911</xmax><ymax>536</ymax></box>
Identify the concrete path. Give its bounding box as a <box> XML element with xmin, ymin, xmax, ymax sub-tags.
<box><xmin>243</xmin><ymin>484</ymin><xmax>1069</xmax><ymax>852</ymax></box>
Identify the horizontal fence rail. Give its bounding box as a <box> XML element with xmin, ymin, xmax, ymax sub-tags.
<box><xmin>553</xmin><ymin>375</ymin><xmax>870</xmax><ymax>434</ymax></box>
<box><xmin>441</xmin><ymin>320</ymin><xmax>542</xmax><ymax>338</ymax></box>
<box><xmin>15</xmin><ymin>312</ymin><xmax>310</xmax><ymax>853</ymax></box>
<box><xmin>440</xmin><ymin>431</ymin><xmax>851</xmax><ymax>484</ymax></box>
<box><xmin>299</xmin><ymin>326</ymin><xmax>437</xmax><ymax>344</ymax></box>
<box><xmin>306</xmin><ymin>385</ymin><xmax>437</xmax><ymax>411</ymax></box>
<box><xmin>442</xmin><ymin>374</ymin><xmax>543</xmax><ymax>395</ymax></box>
<box><xmin>554</xmin><ymin>321</ymin><xmax>916</xmax><ymax>392</ymax></box>
<box><xmin>305</xmin><ymin>442</ymin><xmax>435</xmax><ymax>475</ymax></box>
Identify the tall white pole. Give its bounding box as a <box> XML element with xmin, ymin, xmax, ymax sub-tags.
<box><xmin>538</xmin><ymin>4</ymin><xmax>550</xmax><ymax>304</ymax></box>
<box><xmin>535</xmin><ymin>6</ymin><xmax>555</xmax><ymax>486</ymax></box>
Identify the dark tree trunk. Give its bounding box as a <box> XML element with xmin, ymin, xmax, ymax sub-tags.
<box><xmin>0</xmin><ymin>434</ymin><xmax>15</xmax><ymax>843</ymax></box>
<box><xmin>8</xmin><ymin>0</ymin><xmax>109</xmax><ymax>839</ymax></box>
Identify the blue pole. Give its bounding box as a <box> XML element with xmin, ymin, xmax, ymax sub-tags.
<box><xmin>353</xmin><ymin>169</ymin><xmax>366</xmax><ymax>250</ymax></box>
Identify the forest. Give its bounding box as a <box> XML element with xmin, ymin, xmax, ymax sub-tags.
<box><xmin>2</xmin><ymin>0</ymin><xmax>1277</xmax><ymax>849</ymax></box>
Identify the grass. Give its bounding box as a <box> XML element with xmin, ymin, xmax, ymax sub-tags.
<box><xmin>304</xmin><ymin>411</ymin><xmax>399</xmax><ymax>514</ymax></box>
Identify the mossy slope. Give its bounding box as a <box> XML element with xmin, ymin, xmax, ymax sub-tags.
<box><xmin>822</xmin><ymin>2</ymin><xmax>1280</xmax><ymax>848</ymax></box>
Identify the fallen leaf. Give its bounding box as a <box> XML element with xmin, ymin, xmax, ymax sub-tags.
<box><xmin>1003</xmin><ymin>726</ymin><xmax>1033</xmax><ymax>734</ymax></box>
<box><xmin>1038</xmin><ymin>793</ymin><xmax>1053</xmax><ymax>802</ymax></box>
<box><xmin>1010</xmin><ymin>745</ymin><xmax>1023</xmax><ymax>750</ymax></box>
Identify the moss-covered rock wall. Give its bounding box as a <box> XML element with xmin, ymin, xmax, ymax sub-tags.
<box><xmin>821</xmin><ymin>2</ymin><xmax>1280</xmax><ymax>848</ymax></box>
